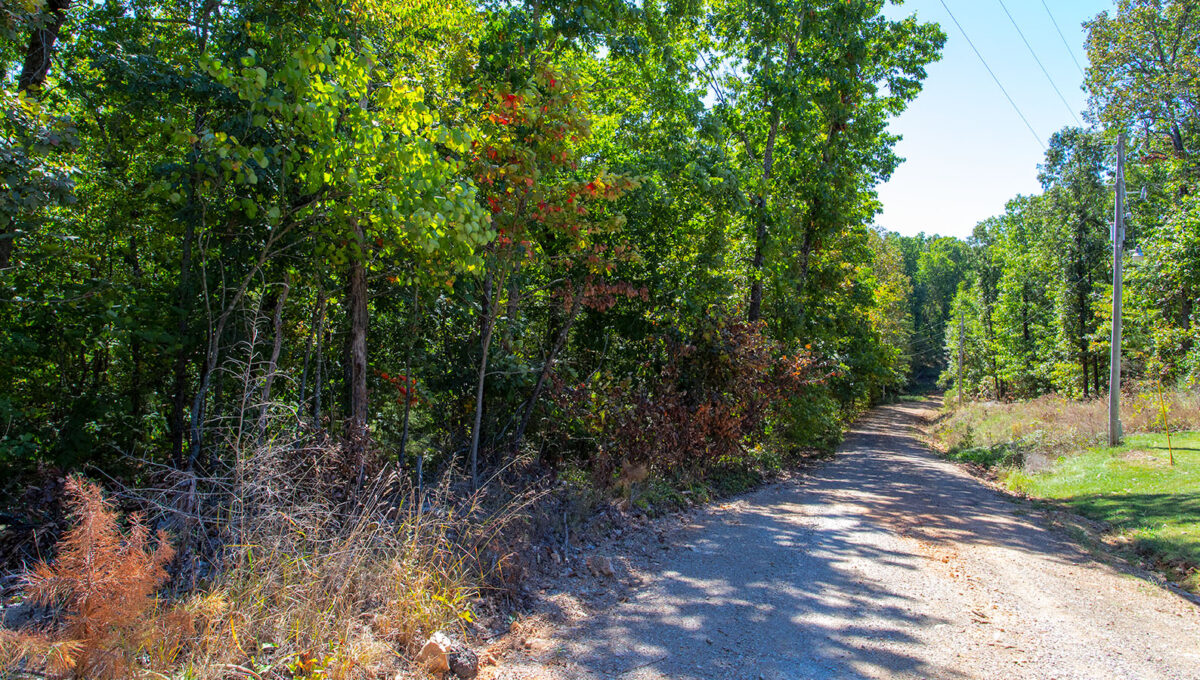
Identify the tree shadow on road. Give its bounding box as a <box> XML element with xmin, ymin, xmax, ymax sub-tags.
<box><xmin>552</xmin><ymin>493</ymin><xmax>956</xmax><ymax>679</ymax></box>
<box><xmin>528</xmin><ymin>401</ymin><xmax>1177</xmax><ymax>679</ymax></box>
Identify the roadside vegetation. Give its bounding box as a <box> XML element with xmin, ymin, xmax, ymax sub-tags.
<box><xmin>933</xmin><ymin>394</ymin><xmax>1200</xmax><ymax>592</ymax></box>
<box><xmin>936</xmin><ymin>391</ymin><xmax>1200</xmax><ymax>467</ymax></box>
<box><xmin>927</xmin><ymin>0</ymin><xmax>1200</xmax><ymax>597</ymax></box>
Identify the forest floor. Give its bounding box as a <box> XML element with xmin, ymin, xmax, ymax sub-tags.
<box><xmin>478</xmin><ymin>399</ymin><xmax>1200</xmax><ymax>680</ymax></box>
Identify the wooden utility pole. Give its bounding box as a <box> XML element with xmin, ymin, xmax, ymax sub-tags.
<box><xmin>1109</xmin><ymin>133</ymin><xmax>1126</xmax><ymax>446</ymax></box>
<box><xmin>957</xmin><ymin>312</ymin><xmax>966</xmax><ymax>407</ymax></box>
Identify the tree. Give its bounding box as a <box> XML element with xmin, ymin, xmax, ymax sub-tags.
<box><xmin>706</xmin><ymin>0</ymin><xmax>944</xmax><ymax>327</ymax></box>
<box><xmin>1039</xmin><ymin>128</ymin><xmax>1109</xmax><ymax>397</ymax></box>
<box><xmin>909</xmin><ymin>236</ymin><xmax>969</xmax><ymax>385</ymax></box>
<box><xmin>866</xmin><ymin>229</ymin><xmax>913</xmax><ymax>396</ymax></box>
<box><xmin>0</xmin><ymin>0</ymin><xmax>944</xmax><ymax>511</ymax></box>
<box><xmin>1087</xmin><ymin>0</ymin><xmax>1200</xmax><ymax>156</ymax></box>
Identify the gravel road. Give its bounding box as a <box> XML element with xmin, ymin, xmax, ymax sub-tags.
<box><xmin>491</xmin><ymin>401</ymin><xmax>1200</xmax><ymax>680</ymax></box>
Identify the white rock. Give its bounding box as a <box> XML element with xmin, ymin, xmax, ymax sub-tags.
<box><xmin>415</xmin><ymin>631</ymin><xmax>478</xmax><ymax>678</ymax></box>
<box><xmin>416</xmin><ymin>631</ymin><xmax>453</xmax><ymax>674</ymax></box>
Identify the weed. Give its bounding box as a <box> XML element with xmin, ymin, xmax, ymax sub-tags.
<box><xmin>933</xmin><ymin>390</ymin><xmax>1200</xmax><ymax>467</ymax></box>
<box><xmin>1</xmin><ymin>435</ymin><xmax>532</xmax><ymax>680</ymax></box>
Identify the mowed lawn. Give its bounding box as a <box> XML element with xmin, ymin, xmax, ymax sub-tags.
<box><xmin>1009</xmin><ymin>432</ymin><xmax>1200</xmax><ymax>589</ymax></box>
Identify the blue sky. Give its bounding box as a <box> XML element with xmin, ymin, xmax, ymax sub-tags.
<box><xmin>876</xmin><ymin>0</ymin><xmax>1114</xmax><ymax>239</ymax></box>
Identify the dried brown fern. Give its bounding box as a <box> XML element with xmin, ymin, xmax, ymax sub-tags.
<box><xmin>9</xmin><ymin>476</ymin><xmax>175</xmax><ymax>679</ymax></box>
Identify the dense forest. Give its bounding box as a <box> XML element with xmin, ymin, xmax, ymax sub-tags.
<box><xmin>0</xmin><ymin>0</ymin><xmax>947</xmax><ymax>506</ymax></box>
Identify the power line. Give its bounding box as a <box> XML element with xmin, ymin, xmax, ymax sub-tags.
<box><xmin>1040</xmin><ymin>0</ymin><xmax>1087</xmax><ymax>78</ymax></box>
<box><xmin>996</xmin><ymin>0</ymin><xmax>1083</xmax><ymax>127</ymax></box>
<box><xmin>936</xmin><ymin>0</ymin><xmax>1046</xmax><ymax>151</ymax></box>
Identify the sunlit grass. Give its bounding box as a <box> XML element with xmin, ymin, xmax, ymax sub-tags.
<box><xmin>1007</xmin><ymin>432</ymin><xmax>1200</xmax><ymax>590</ymax></box>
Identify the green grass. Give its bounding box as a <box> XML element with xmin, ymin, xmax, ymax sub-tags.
<box><xmin>944</xmin><ymin>442</ymin><xmax>1022</xmax><ymax>468</ymax></box>
<box><xmin>1006</xmin><ymin>431</ymin><xmax>1200</xmax><ymax>590</ymax></box>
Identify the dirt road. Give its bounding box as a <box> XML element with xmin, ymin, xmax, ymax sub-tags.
<box><xmin>493</xmin><ymin>401</ymin><xmax>1200</xmax><ymax>679</ymax></box>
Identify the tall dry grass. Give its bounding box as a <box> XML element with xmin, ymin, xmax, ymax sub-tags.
<box><xmin>935</xmin><ymin>388</ymin><xmax>1200</xmax><ymax>463</ymax></box>
<box><xmin>2</xmin><ymin>428</ymin><xmax>534</xmax><ymax>679</ymax></box>
<box><xmin>182</xmin><ymin>445</ymin><xmax>515</xmax><ymax>679</ymax></box>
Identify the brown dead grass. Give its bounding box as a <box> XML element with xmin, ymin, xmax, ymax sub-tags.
<box><xmin>177</xmin><ymin>433</ymin><xmax>538</xmax><ymax>680</ymax></box>
<box><xmin>935</xmin><ymin>389</ymin><xmax>1200</xmax><ymax>460</ymax></box>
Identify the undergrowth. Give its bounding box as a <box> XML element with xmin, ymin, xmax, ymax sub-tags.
<box><xmin>933</xmin><ymin>389</ymin><xmax>1200</xmax><ymax>469</ymax></box>
<box><xmin>0</xmin><ymin>477</ymin><xmax>175</xmax><ymax>678</ymax></box>
<box><xmin>0</xmin><ymin>314</ymin><xmax>849</xmax><ymax>679</ymax></box>
<box><xmin>0</xmin><ymin>432</ymin><xmax>533</xmax><ymax>680</ymax></box>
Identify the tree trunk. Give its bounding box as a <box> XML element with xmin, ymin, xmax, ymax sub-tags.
<box><xmin>168</xmin><ymin>216</ymin><xmax>197</xmax><ymax>468</ymax></box>
<box><xmin>984</xmin><ymin>302</ymin><xmax>1001</xmax><ymax>399</ymax></box>
<box><xmin>515</xmin><ymin>289</ymin><xmax>583</xmax><ymax>452</ymax></box>
<box><xmin>0</xmin><ymin>0</ymin><xmax>72</xmax><ymax>269</ymax></box>
<box><xmin>1080</xmin><ymin>286</ymin><xmax>1090</xmax><ymax>399</ymax></box>
<box><xmin>125</xmin><ymin>236</ymin><xmax>144</xmax><ymax>448</ymax></box>
<box><xmin>399</xmin><ymin>284</ymin><xmax>418</xmax><ymax>466</ymax></box>
<box><xmin>1084</xmin><ymin>345</ymin><xmax>1094</xmax><ymax>398</ymax></box>
<box><xmin>748</xmin><ymin>112</ymin><xmax>785</xmax><ymax>317</ymax></box>
<box><xmin>17</xmin><ymin>0</ymin><xmax>70</xmax><ymax>93</ymax></box>
<box><xmin>468</xmin><ymin>271</ymin><xmax>497</xmax><ymax>490</ymax></box>
<box><xmin>1170</xmin><ymin>122</ymin><xmax>1186</xmax><ymax>157</ymax></box>
<box><xmin>748</xmin><ymin>207</ymin><xmax>768</xmax><ymax>322</ymax></box>
<box><xmin>299</xmin><ymin>289</ymin><xmax>326</xmax><ymax>415</ymax></box>
<box><xmin>346</xmin><ymin>221</ymin><xmax>369</xmax><ymax>432</ymax></box>
<box><xmin>1182</xmin><ymin>295</ymin><xmax>1194</xmax><ymax>357</ymax></box>
<box><xmin>748</xmin><ymin>38</ymin><xmax>798</xmax><ymax>323</ymax></box>
<box><xmin>166</xmin><ymin>6</ymin><xmax>225</xmax><ymax>461</ymax></box>
<box><xmin>343</xmin><ymin>221</ymin><xmax>370</xmax><ymax>493</ymax></box>
<box><xmin>501</xmin><ymin>278</ymin><xmax>520</xmax><ymax>352</ymax></box>
<box><xmin>314</xmin><ymin>317</ymin><xmax>326</xmax><ymax>423</ymax></box>
<box><xmin>793</xmin><ymin>91</ymin><xmax>853</xmax><ymax>325</ymax></box>
<box><xmin>258</xmin><ymin>274</ymin><xmax>291</xmax><ymax>434</ymax></box>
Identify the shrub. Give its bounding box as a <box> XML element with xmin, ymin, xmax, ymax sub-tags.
<box><xmin>0</xmin><ymin>476</ymin><xmax>175</xmax><ymax>679</ymax></box>
<box><xmin>1</xmin><ymin>432</ymin><xmax>531</xmax><ymax>680</ymax></box>
<box><xmin>546</xmin><ymin>311</ymin><xmax>827</xmax><ymax>488</ymax></box>
<box><xmin>935</xmin><ymin>389</ymin><xmax>1200</xmax><ymax>468</ymax></box>
<box><xmin>164</xmin><ymin>432</ymin><xmax>529</xmax><ymax>680</ymax></box>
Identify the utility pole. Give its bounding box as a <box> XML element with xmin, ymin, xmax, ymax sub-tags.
<box><xmin>1109</xmin><ymin>133</ymin><xmax>1126</xmax><ymax>446</ymax></box>
<box><xmin>958</xmin><ymin>311</ymin><xmax>965</xmax><ymax>407</ymax></box>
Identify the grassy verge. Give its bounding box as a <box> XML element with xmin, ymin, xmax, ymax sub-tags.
<box><xmin>932</xmin><ymin>395</ymin><xmax>1200</xmax><ymax>592</ymax></box>
<box><xmin>1006</xmin><ymin>432</ymin><xmax>1200</xmax><ymax>590</ymax></box>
